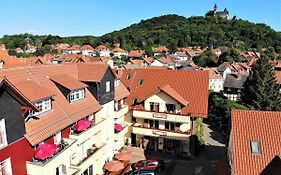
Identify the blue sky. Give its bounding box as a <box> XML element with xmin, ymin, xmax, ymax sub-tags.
<box><xmin>0</xmin><ymin>0</ymin><xmax>280</xmax><ymax>37</ymax></box>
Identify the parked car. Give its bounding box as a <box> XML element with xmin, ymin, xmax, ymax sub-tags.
<box><xmin>125</xmin><ymin>169</ymin><xmax>156</xmax><ymax>175</ymax></box>
<box><xmin>132</xmin><ymin>160</ymin><xmax>164</xmax><ymax>171</ymax></box>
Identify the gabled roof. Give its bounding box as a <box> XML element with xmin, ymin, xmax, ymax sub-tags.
<box><xmin>158</xmin><ymin>84</ymin><xmax>189</xmax><ymax>106</ymax></box>
<box><xmin>96</xmin><ymin>44</ymin><xmax>107</xmax><ymax>51</ymax></box>
<box><xmin>128</xmin><ymin>50</ymin><xmax>145</xmax><ymax>58</ymax></box>
<box><xmin>114</xmin><ymin>82</ymin><xmax>130</xmax><ymax>101</ymax></box>
<box><xmin>143</xmin><ymin>57</ymin><xmax>154</xmax><ymax>64</ymax></box>
<box><xmin>0</xmin><ymin>64</ymin><xmax>103</xmax><ymax>146</ymax></box>
<box><xmin>80</xmin><ymin>44</ymin><xmax>95</xmax><ymax>50</ymax></box>
<box><xmin>51</xmin><ymin>75</ymin><xmax>88</xmax><ymax>91</ymax></box>
<box><xmin>0</xmin><ymin>45</ymin><xmax>25</xmax><ymax>69</ymax></box>
<box><xmin>154</xmin><ymin>46</ymin><xmax>169</xmax><ymax>53</ymax></box>
<box><xmin>11</xmin><ymin>80</ymin><xmax>55</xmax><ymax>102</ymax></box>
<box><xmin>129</xmin><ymin>59</ymin><xmax>144</xmax><ymax>65</ymax></box>
<box><xmin>224</xmin><ymin>74</ymin><xmax>247</xmax><ymax>89</ymax></box>
<box><xmin>217</xmin><ymin>62</ymin><xmax>230</xmax><ymax>72</ymax></box>
<box><xmin>77</xmin><ymin>62</ymin><xmax>110</xmax><ymax>82</ymax></box>
<box><xmin>231</xmin><ymin>110</ymin><xmax>281</xmax><ymax>175</ymax></box>
<box><xmin>68</xmin><ymin>44</ymin><xmax>80</xmax><ymax>50</ymax></box>
<box><xmin>121</xmin><ymin>68</ymin><xmax>209</xmax><ymax>117</ymax></box>
<box><xmin>112</xmin><ymin>47</ymin><xmax>125</xmax><ymax>52</ymax></box>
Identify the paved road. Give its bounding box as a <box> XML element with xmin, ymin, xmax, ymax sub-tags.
<box><xmin>145</xmin><ymin>122</ymin><xmax>227</xmax><ymax>175</ymax></box>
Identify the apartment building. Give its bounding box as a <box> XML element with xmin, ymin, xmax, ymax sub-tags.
<box><xmin>120</xmin><ymin>68</ymin><xmax>209</xmax><ymax>157</ymax></box>
<box><xmin>0</xmin><ymin>63</ymin><xmax>118</xmax><ymax>175</ymax></box>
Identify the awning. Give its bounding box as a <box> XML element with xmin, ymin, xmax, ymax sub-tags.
<box><xmin>114</xmin><ymin>151</ymin><xmax>132</xmax><ymax>161</ymax></box>
<box><xmin>34</xmin><ymin>143</ymin><xmax>58</xmax><ymax>160</ymax></box>
<box><xmin>114</xmin><ymin>123</ymin><xmax>124</xmax><ymax>132</ymax></box>
<box><xmin>104</xmin><ymin>161</ymin><xmax>124</xmax><ymax>172</ymax></box>
<box><xmin>73</xmin><ymin>119</ymin><xmax>91</xmax><ymax>131</ymax></box>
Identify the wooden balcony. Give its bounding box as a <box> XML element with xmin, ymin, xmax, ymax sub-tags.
<box><xmin>133</xmin><ymin>109</ymin><xmax>190</xmax><ymax>123</ymax></box>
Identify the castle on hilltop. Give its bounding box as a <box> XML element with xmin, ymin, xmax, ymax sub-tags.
<box><xmin>205</xmin><ymin>4</ymin><xmax>229</xmax><ymax>19</ymax></box>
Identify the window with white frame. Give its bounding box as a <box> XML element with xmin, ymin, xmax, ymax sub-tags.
<box><xmin>114</xmin><ymin>79</ymin><xmax>120</xmax><ymax>88</ymax></box>
<box><xmin>106</xmin><ymin>81</ymin><xmax>110</xmax><ymax>93</ymax></box>
<box><xmin>31</xmin><ymin>99</ymin><xmax>52</xmax><ymax>116</ymax></box>
<box><xmin>0</xmin><ymin>119</ymin><xmax>7</xmax><ymax>148</ymax></box>
<box><xmin>0</xmin><ymin>158</ymin><xmax>12</xmax><ymax>175</ymax></box>
<box><xmin>69</xmin><ymin>89</ymin><xmax>85</xmax><ymax>103</ymax></box>
<box><xmin>54</xmin><ymin>131</ymin><xmax>61</xmax><ymax>145</ymax></box>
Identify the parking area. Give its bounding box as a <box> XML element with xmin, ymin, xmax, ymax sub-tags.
<box><xmin>142</xmin><ymin>122</ymin><xmax>228</xmax><ymax>175</ymax></box>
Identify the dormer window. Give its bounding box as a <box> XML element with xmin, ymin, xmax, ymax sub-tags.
<box><xmin>30</xmin><ymin>98</ymin><xmax>52</xmax><ymax>116</ymax></box>
<box><xmin>114</xmin><ymin>79</ymin><xmax>121</xmax><ymax>88</ymax></box>
<box><xmin>251</xmin><ymin>140</ymin><xmax>261</xmax><ymax>155</ymax></box>
<box><xmin>69</xmin><ymin>89</ymin><xmax>85</xmax><ymax>103</ymax></box>
<box><xmin>126</xmin><ymin>74</ymin><xmax>131</xmax><ymax>80</ymax></box>
<box><xmin>138</xmin><ymin>79</ymin><xmax>144</xmax><ymax>86</ymax></box>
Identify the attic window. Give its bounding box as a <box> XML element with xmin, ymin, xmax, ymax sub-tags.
<box><xmin>251</xmin><ymin>140</ymin><xmax>261</xmax><ymax>155</ymax></box>
<box><xmin>133</xmin><ymin>98</ymin><xmax>138</xmax><ymax>105</ymax></box>
<box><xmin>138</xmin><ymin>79</ymin><xmax>144</xmax><ymax>86</ymax></box>
<box><xmin>126</xmin><ymin>74</ymin><xmax>131</xmax><ymax>80</ymax></box>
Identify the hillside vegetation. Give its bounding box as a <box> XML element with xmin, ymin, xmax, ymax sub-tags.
<box><xmin>1</xmin><ymin>15</ymin><xmax>281</xmax><ymax>52</ymax></box>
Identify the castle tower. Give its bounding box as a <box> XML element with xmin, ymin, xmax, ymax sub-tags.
<box><xmin>214</xmin><ymin>3</ymin><xmax>218</xmax><ymax>13</ymax></box>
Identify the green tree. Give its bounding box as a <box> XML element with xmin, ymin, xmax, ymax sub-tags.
<box><xmin>8</xmin><ymin>49</ymin><xmax>17</xmax><ymax>56</ymax></box>
<box><xmin>193</xmin><ymin>51</ymin><xmax>217</xmax><ymax>67</ymax></box>
<box><xmin>218</xmin><ymin>48</ymin><xmax>241</xmax><ymax>64</ymax></box>
<box><xmin>241</xmin><ymin>56</ymin><xmax>281</xmax><ymax>111</ymax></box>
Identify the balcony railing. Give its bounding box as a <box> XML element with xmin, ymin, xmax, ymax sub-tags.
<box><xmin>114</xmin><ymin>105</ymin><xmax>129</xmax><ymax>119</ymax></box>
<box><xmin>69</xmin><ymin>119</ymin><xmax>106</xmax><ymax>144</ymax></box>
<box><xmin>114</xmin><ymin>124</ymin><xmax>129</xmax><ymax>141</ymax></box>
<box><xmin>26</xmin><ymin>138</ymin><xmax>78</xmax><ymax>175</ymax></box>
<box><xmin>71</xmin><ymin>144</ymin><xmax>106</xmax><ymax>168</ymax></box>
<box><xmin>132</xmin><ymin>123</ymin><xmax>191</xmax><ymax>139</ymax></box>
<box><xmin>133</xmin><ymin>109</ymin><xmax>190</xmax><ymax>123</ymax></box>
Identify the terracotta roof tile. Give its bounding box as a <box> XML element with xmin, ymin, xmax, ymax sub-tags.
<box><xmin>77</xmin><ymin>62</ymin><xmax>109</xmax><ymax>82</ymax></box>
<box><xmin>160</xmin><ymin>84</ymin><xmax>189</xmax><ymax>106</ymax></box>
<box><xmin>112</xmin><ymin>47</ymin><xmax>125</xmax><ymax>52</ymax></box>
<box><xmin>114</xmin><ymin>82</ymin><xmax>130</xmax><ymax>101</ymax></box>
<box><xmin>121</xmin><ymin>68</ymin><xmax>209</xmax><ymax>117</ymax></box>
<box><xmin>154</xmin><ymin>46</ymin><xmax>169</xmax><ymax>52</ymax></box>
<box><xmin>275</xmin><ymin>71</ymin><xmax>281</xmax><ymax>84</ymax></box>
<box><xmin>128</xmin><ymin>50</ymin><xmax>145</xmax><ymax>58</ymax></box>
<box><xmin>51</xmin><ymin>75</ymin><xmax>88</xmax><ymax>91</ymax></box>
<box><xmin>80</xmin><ymin>44</ymin><xmax>94</xmax><ymax>50</ymax></box>
<box><xmin>0</xmin><ymin>64</ymin><xmax>103</xmax><ymax>145</ymax></box>
<box><xmin>143</xmin><ymin>57</ymin><xmax>154</xmax><ymax>64</ymax></box>
<box><xmin>231</xmin><ymin>110</ymin><xmax>281</xmax><ymax>175</ymax></box>
<box><xmin>129</xmin><ymin>59</ymin><xmax>144</xmax><ymax>65</ymax></box>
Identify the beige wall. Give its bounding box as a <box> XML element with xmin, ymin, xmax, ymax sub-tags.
<box><xmin>144</xmin><ymin>92</ymin><xmax>182</xmax><ymax>113</ymax></box>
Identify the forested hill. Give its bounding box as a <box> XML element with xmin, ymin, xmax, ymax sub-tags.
<box><xmin>1</xmin><ymin>14</ymin><xmax>281</xmax><ymax>52</ymax></box>
<box><xmin>98</xmin><ymin>15</ymin><xmax>281</xmax><ymax>52</ymax></box>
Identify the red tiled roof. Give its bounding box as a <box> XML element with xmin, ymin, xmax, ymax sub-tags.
<box><xmin>159</xmin><ymin>84</ymin><xmax>189</xmax><ymax>106</ymax></box>
<box><xmin>11</xmin><ymin>80</ymin><xmax>55</xmax><ymax>102</ymax></box>
<box><xmin>129</xmin><ymin>59</ymin><xmax>144</xmax><ymax>65</ymax></box>
<box><xmin>77</xmin><ymin>62</ymin><xmax>109</xmax><ymax>82</ymax></box>
<box><xmin>121</xmin><ymin>68</ymin><xmax>209</xmax><ymax>117</ymax></box>
<box><xmin>68</xmin><ymin>44</ymin><xmax>80</xmax><ymax>50</ymax></box>
<box><xmin>231</xmin><ymin>110</ymin><xmax>281</xmax><ymax>175</ymax></box>
<box><xmin>0</xmin><ymin>46</ymin><xmax>25</xmax><ymax>68</ymax></box>
<box><xmin>114</xmin><ymin>82</ymin><xmax>130</xmax><ymax>101</ymax></box>
<box><xmin>203</xmin><ymin>68</ymin><xmax>223</xmax><ymax>79</ymax></box>
<box><xmin>0</xmin><ymin>64</ymin><xmax>103</xmax><ymax>145</ymax></box>
<box><xmin>51</xmin><ymin>75</ymin><xmax>88</xmax><ymax>91</ymax></box>
<box><xmin>143</xmin><ymin>57</ymin><xmax>154</xmax><ymax>64</ymax></box>
<box><xmin>154</xmin><ymin>46</ymin><xmax>169</xmax><ymax>53</ymax></box>
<box><xmin>96</xmin><ymin>44</ymin><xmax>107</xmax><ymax>51</ymax></box>
<box><xmin>275</xmin><ymin>71</ymin><xmax>281</xmax><ymax>84</ymax></box>
<box><xmin>112</xmin><ymin>47</ymin><xmax>125</xmax><ymax>52</ymax></box>
<box><xmin>80</xmin><ymin>44</ymin><xmax>94</xmax><ymax>50</ymax></box>
<box><xmin>128</xmin><ymin>50</ymin><xmax>145</xmax><ymax>58</ymax></box>
<box><xmin>159</xmin><ymin>56</ymin><xmax>175</xmax><ymax>65</ymax></box>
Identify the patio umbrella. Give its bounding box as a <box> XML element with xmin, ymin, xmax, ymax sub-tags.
<box><xmin>34</xmin><ymin>143</ymin><xmax>58</xmax><ymax>160</ymax></box>
<box><xmin>104</xmin><ymin>160</ymin><xmax>124</xmax><ymax>172</ymax></box>
<box><xmin>114</xmin><ymin>151</ymin><xmax>132</xmax><ymax>161</ymax></box>
<box><xmin>73</xmin><ymin>119</ymin><xmax>91</xmax><ymax>131</ymax></box>
<box><xmin>114</xmin><ymin>123</ymin><xmax>124</xmax><ymax>132</ymax></box>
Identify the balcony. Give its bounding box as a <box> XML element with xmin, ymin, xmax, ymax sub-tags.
<box><xmin>69</xmin><ymin>119</ymin><xmax>106</xmax><ymax>144</ymax></box>
<box><xmin>114</xmin><ymin>124</ymin><xmax>129</xmax><ymax>141</ymax></box>
<box><xmin>132</xmin><ymin>123</ymin><xmax>191</xmax><ymax>139</ymax></box>
<box><xmin>26</xmin><ymin>138</ymin><xmax>78</xmax><ymax>175</ymax></box>
<box><xmin>133</xmin><ymin>109</ymin><xmax>190</xmax><ymax>123</ymax></box>
<box><xmin>114</xmin><ymin>105</ymin><xmax>129</xmax><ymax>119</ymax></box>
<box><xmin>71</xmin><ymin>144</ymin><xmax>106</xmax><ymax>170</ymax></box>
